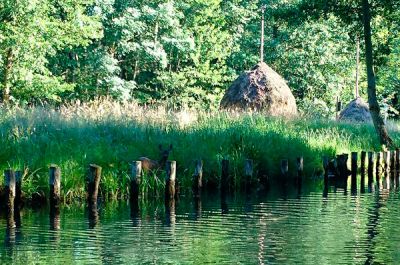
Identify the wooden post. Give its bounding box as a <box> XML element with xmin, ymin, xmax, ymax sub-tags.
<box><xmin>192</xmin><ymin>160</ymin><xmax>203</xmax><ymax>197</ymax></box>
<box><xmin>360</xmin><ymin>151</ymin><xmax>366</xmax><ymax>192</ymax></box>
<box><xmin>281</xmin><ymin>159</ymin><xmax>289</xmax><ymax>177</ymax></box>
<box><xmin>297</xmin><ymin>157</ymin><xmax>303</xmax><ymax>179</ymax></box>
<box><xmin>15</xmin><ymin>170</ymin><xmax>22</xmax><ymax>208</ymax></box>
<box><xmin>323</xmin><ymin>156</ymin><xmax>329</xmax><ymax>195</ymax></box>
<box><xmin>49</xmin><ymin>165</ymin><xmax>61</xmax><ymax>208</ymax></box>
<box><xmin>375</xmin><ymin>152</ymin><xmax>383</xmax><ymax>176</ymax></box>
<box><xmin>351</xmin><ymin>152</ymin><xmax>357</xmax><ymax>193</ymax></box>
<box><xmin>165</xmin><ymin>161</ymin><xmax>176</xmax><ymax>200</ymax></box>
<box><xmin>383</xmin><ymin>151</ymin><xmax>390</xmax><ymax>174</ymax></box>
<box><xmin>221</xmin><ymin>159</ymin><xmax>229</xmax><ymax>197</ymax></box>
<box><xmin>367</xmin><ymin>152</ymin><xmax>374</xmax><ymax>187</ymax></box>
<box><xmin>88</xmin><ymin>164</ymin><xmax>101</xmax><ymax>205</ymax></box>
<box><xmin>130</xmin><ymin>161</ymin><xmax>142</xmax><ymax>202</ymax></box>
<box><xmin>390</xmin><ymin>150</ymin><xmax>396</xmax><ymax>173</ymax></box>
<box><xmin>244</xmin><ymin>159</ymin><xmax>253</xmax><ymax>193</ymax></box>
<box><xmin>5</xmin><ymin>169</ymin><xmax>16</xmax><ymax>228</ymax></box>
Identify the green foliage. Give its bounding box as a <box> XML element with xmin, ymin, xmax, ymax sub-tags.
<box><xmin>0</xmin><ymin>0</ymin><xmax>102</xmax><ymax>102</ymax></box>
<box><xmin>0</xmin><ymin>0</ymin><xmax>399</xmax><ymax>116</ymax></box>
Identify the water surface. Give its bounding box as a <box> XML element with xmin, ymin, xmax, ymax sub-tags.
<box><xmin>1</xmin><ymin>181</ymin><xmax>400</xmax><ymax>264</ymax></box>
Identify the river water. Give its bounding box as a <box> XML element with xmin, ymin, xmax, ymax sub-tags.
<box><xmin>1</xmin><ymin>181</ymin><xmax>400</xmax><ymax>264</ymax></box>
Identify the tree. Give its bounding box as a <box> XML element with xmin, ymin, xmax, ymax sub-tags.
<box><xmin>270</xmin><ymin>0</ymin><xmax>398</xmax><ymax>147</ymax></box>
<box><xmin>362</xmin><ymin>0</ymin><xmax>393</xmax><ymax>146</ymax></box>
<box><xmin>0</xmin><ymin>0</ymin><xmax>102</xmax><ymax>103</ymax></box>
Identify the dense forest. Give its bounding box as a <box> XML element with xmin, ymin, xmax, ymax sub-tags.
<box><xmin>0</xmin><ymin>0</ymin><xmax>399</xmax><ymax>116</ymax></box>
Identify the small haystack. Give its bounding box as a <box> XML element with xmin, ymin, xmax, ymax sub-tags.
<box><xmin>339</xmin><ymin>97</ymin><xmax>372</xmax><ymax>123</ymax></box>
<box><xmin>220</xmin><ymin>62</ymin><xmax>297</xmax><ymax>116</ymax></box>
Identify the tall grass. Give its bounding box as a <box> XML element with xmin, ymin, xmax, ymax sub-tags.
<box><xmin>0</xmin><ymin>99</ymin><xmax>399</xmax><ymax>201</ymax></box>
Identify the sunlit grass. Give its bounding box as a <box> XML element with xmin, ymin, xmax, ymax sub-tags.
<box><xmin>0</xmin><ymin>99</ymin><xmax>398</xmax><ymax>200</ymax></box>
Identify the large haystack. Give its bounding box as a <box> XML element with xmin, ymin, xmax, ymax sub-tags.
<box><xmin>339</xmin><ymin>97</ymin><xmax>372</xmax><ymax>123</ymax></box>
<box><xmin>220</xmin><ymin>62</ymin><xmax>297</xmax><ymax>116</ymax></box>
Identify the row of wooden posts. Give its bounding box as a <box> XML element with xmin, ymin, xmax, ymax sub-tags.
<box><xmin>323</xmin><ymin>148</ymin><xmax>400</xmax><ymax>193</ymax></box>
<box><xmin>3</xmin><ymin>149</ymin><xmax>399</xmax><ymax>217</ymax></box>
<box><xmin>3</xmin><ymin>156</ymin><xmax>305</xmax><ymax>212</ymax></box>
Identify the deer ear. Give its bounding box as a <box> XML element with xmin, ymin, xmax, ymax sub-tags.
<box><xmin>159</xmin><ymin>144</ymin><xmax>163</xmax><ymax>150</ymax></box>
<box><xmin>169</xmin><ymin>144</ymin><xmax>173</xmax><ymax>150</ymax></box>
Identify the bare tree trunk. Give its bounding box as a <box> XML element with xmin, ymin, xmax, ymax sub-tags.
<box><xmin>1</xmin><ymin>49</ymin><xmax>13</xmax><ymax>103</ymax></box>
<box><xmin>362</xmin><ymin>0</ymin><xmax>394</xmax><ymax>147</ymax></box>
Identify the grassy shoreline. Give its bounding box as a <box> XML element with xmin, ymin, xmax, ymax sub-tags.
<box><xmin>0</xmin><ymin>100</ymin><xmax>399</xmax><ymax>202</ymax></box>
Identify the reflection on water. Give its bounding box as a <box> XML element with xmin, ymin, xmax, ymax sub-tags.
<box><xmin>1</xmin><ymin>178</ymin><xmax>400</xmax><ymax>264</ymax></box>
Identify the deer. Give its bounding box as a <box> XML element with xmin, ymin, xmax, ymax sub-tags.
<box><xmin>139</xmin><ymin>144</ymin><xmax>173</xmax><ymax>172</ymax></box>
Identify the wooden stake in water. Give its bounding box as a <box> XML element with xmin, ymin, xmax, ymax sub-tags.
<box><xmin>221</xmin><ymin>159</ymin><xmax>229</xmax><ymax>197</ymax></box>
<box><xmin>360</xmin><ymin>151</ymin><xmax>366</xmax><ymax>192</ymax></box>
<box><xmin>281</xmin><ymin>159</ymin><xmax>289</xmax><ymax>177</ymax></box>
<box><xmin>383</xmin><ymin>151</ymin><xmax>390</xmax><ymax>174</ymax></box>
<box><xmin>165</xmin><ymin>161</ymin><xmax>176</xmax><ymax>200</ymax></box>
<box><xmin>297</xmin><ymin>157</ymin><xmax>303</xmax><ymax>179</ymax></box>
<box><xmin>351</xmin><ymin>152</ymin><xmax>357</xmax><ymax>193</ymax></box>
<box><xmin>376</xmin><ymin>152</ymin><xmax>382</xmax><ymax>186</ymax></box>
<box><xmin>15</xmin><ymin>170</ymin><xmax>22</xmax><ymax>208</ymax></box>
<box><xmin>192</xmin><ymin>160</ymin><xmax>203</xmax><ymax>197</ymax></box>
<box><xmin>88</xmin><ymin>164</ymin><xmax>101</xmax><ymax>205</ymax></box>
<box><xmin>323</xmin><ymin>156</ymin><xmax>329</xmax><ymax>193</ymax></box>
<box><xmin>5</xmin><ymin>169</ymin><xmax>16</xmax><ymax>228</ymax></box>
<box><xmin>244</xmin><ymin>159</ymin><xmax>253</xmax><ymax>193</ymax></box>
<box><xmin>367</xmin><ymin>152</ymin><xmax>374</xmax><ymax>187</ymax></box>
<box><xmin>130</xmin><ymin>161</ymin><xmax>142</xmax><ymax>202</ymax></box>
<box><xmin>49</xmin><ymin>165</ymin><xmax>61</xmax><ymax>208</ymax></box>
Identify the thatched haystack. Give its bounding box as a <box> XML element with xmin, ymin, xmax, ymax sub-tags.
<box><xmin>339</xmin><ymin>97</ymin><xmax>372</xmax><ymax>123</ymax></box>
<box><xmin>220</xmin><ymin>62</ymin><xmax>297</xmax><ymax>116</ymax></box>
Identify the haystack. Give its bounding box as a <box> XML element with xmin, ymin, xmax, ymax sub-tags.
<box><xmin>220</xmin><ymin>62</ymin><xmax>297</xmax><ymax>116</ymax></box>
<box><xmin>339</xmin><ymin>97</ymin><xmax>372</xmax><ymax>123</ymax></box>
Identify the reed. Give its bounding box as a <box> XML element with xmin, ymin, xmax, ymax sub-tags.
<box><xmin>0</xmin><ymin>99</ymin><xmax>399</xmax><ymax>201</ymax></box>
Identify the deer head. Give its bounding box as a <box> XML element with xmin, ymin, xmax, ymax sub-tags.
<box><xmin>158</xmin><ymin>144</ymin><xmax>173</xmax><ymax>166</ymax></box>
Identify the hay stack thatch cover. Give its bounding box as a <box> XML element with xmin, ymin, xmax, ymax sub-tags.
<box><xmin>339</xmin><ymin>97</ymin><xmax>372</xmax><ymax>123</ymax></box>
<box><xmin>220</xmin><ymin>62</ymin><xmax>297</xmax><ymax>116</ymax></box>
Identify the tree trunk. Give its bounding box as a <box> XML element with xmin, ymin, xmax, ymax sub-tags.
<box><xmin>1</xmin><ymin>48</ymin><xmax>13</xmax><ymax>103</ymax></box>
<box><xmin>362</xmin><ymin>0</ymin><xmax>394</xmax><ymax>148</ymax></box>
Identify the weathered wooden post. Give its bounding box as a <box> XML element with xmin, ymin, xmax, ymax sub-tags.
<box><xmin>165</xmin><ymin>161</ymin><xmax>176</xmax><ymax>200</ymax></box>
<box><xmin>390</xmin><ymin>150</ymin><xmax>396</xmax><ymax>173</ymax></box>
<box><xmin>130</xmin><ymin>161</ymin><xmax>142</xmax><ymax>202</ymax></box>
<box><xmin>192</xmin><ymin>160</ymin><xmax>203</xmax><ymax>197</ymax></box>
<box><xmin>383</xmin><ymin>151</ymin><xmax>390</xmax><ymax>175</ymax></box>
<box><xmin>88</xmin><ymin>164</ymin><xmax>101</xmax><ymax>205</ymax></box>
<box><xmin>244</xmin><ymin>159</ymin><xmax>253</xmax><ymax>193</ymax></box>
<box><xmin>297</xmin><ymin>157</ymin><xmax>303</xmax><ymax>182</ymax></box>
<box><xmin>49</xmin><ymin>165</ymin><xmax>61</xmax><ymax>208</ymax></box>
<box><xmin>281</xmin><ymin>159</ymin><xmax>289</xmax><ymax>177</ymax></box>
<box><xmin>351</xmin><ymin>152</ymin><xmax>357</xmax><ymax>193</ymax></box>
<box><xmin>360</xmin><ymin>151</ymin><xmax>366</xmax><ymax>192</ymax></box>
<box><xmin>323</xmin><ymin>156</ymin><xmax>329</xmax><ymax>196</ymax></box>
<box><xmin>5</xmin><ymin>169</ymin><xmax>16</xmax><ymax>228</ymax></box>
<box><xmin>221</xmin><ymin>159</ymin><xmax>229</xmax><ymax>197</ymax></box>
<box><xmin>375</xmin><ymin>152</ymin><xmax>383</xmax><ymax>187</ymax></box>
<box><xmin>15</xmin><ymin>170</ymin><xmax>22</xmax><ymax>209</ymax></box>
<box><xmin>367</xmin><ymin>152</ymin><xmax>374</xmax><ymax>188</ymax></box>
<box><xmin>130</xmin><ymin>163</ymin><xmax>141</xmax><ymax>223</ymax></box>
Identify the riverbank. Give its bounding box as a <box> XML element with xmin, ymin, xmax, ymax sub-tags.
<box><xmin>0</xmin><ymin>99</ymin><xmax>399</xmax><ymax>201</ymax></box>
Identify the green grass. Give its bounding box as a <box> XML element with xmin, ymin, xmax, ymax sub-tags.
<box><xmin>0</xmin><ymin>99</ymin><xmax>399</xmax><ymax>201</ymax></box>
